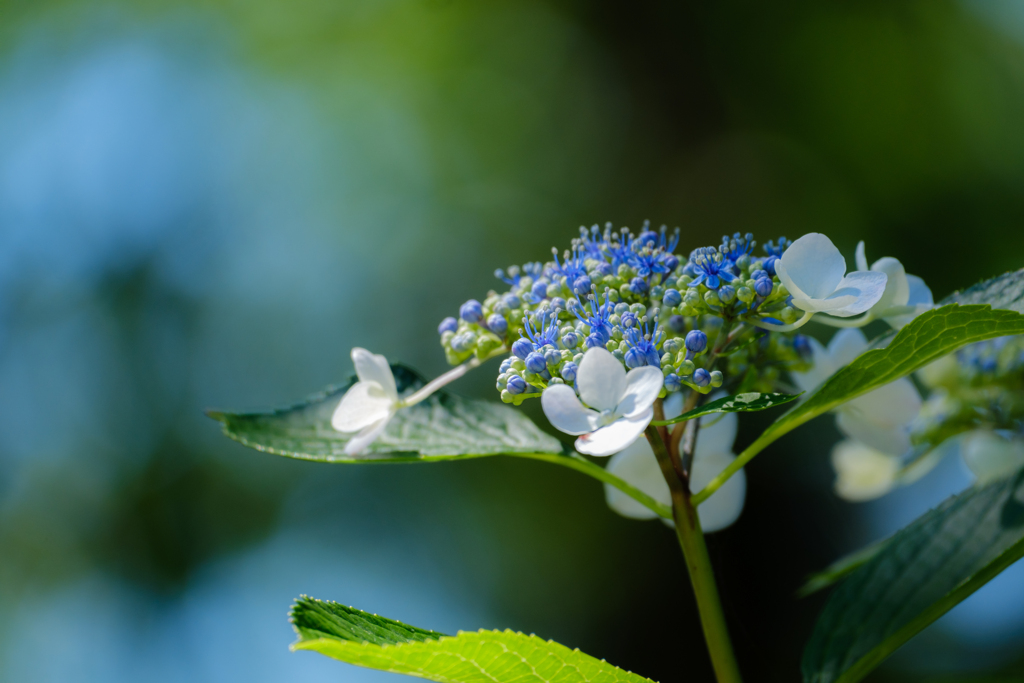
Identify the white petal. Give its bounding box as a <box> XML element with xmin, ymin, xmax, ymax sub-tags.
<box><xmin>789</xmin><ymin>293</ymin><xmax>857</xmax><ymax>314</ymax></box>
<box><xmin>577</xmin><ymin>348</ymin><xmax>627</xmax><ymax>411</ymax></box>
<box><xmin>836</xmin><ymin>378</ymin><xmax>921</xmax><ymax>456</ymax></box>
<box><xmin>869</xmin><ymin>257</ymin><xmax>909</xmax><ymax>310</ymax></box>
<box><xmin>774</xmin><ymin>259</ymin><xmax>810</xmax><ymax>302</ymax></box>
<box><xmin>351</xmin><ymin>348</ymin><xmax>398</xmax><ymax>400</ymax></box>
<box><xmin>836</xmin><ymin>411</ymin><xmax>912</xmax><ymax>457</ymax></box>
<box><xmin>962</xmin><ymin>431</ymin><xmax>1024</xmax><ymax>485</ymax></box>
<box><xmin>331</xmin><ymin>381</ymin><xmax>394</xmax><ymax>432</ymax></box>
<box><xmin>690</xmin><ymin>453</ymin><xmax>746</xmax><ymax>532</ymax></box>
<box><xmin>791</xmin><ymin>337</ymin><xmax>835</xmax><ymax>393</ymax></box>
<box><xmin>541</xmin><ymin>384</ymin><xmax>600</xmax><ymax>435</ymax></box>
<box><xmin>778</xmin><ymin>233</ymin><xmax>846</xmax><ymax>300</ymax></box>
<box><xmin>885</xmin><ymin>275</ymin><xmax>933</xmax><ymax>328</ymax></box>
<box><xmin>855</xmin><ymin>240</ymin><xmax>868</xmax><ymax>272</ymax></box>
<box><xmin>604</xmin><ymin>438</ymin><xmax>670</xmax><ymax>520</ymax></box>
<box><xmin>576</xmin><ymin>409</ymin><xmax>652</xmax><ymax>457</ymax></box>
<box><xmin>821</xmin><ymin>271</ymin><xmax>888</xmax><ymax>317</ymax></box>
<box><xmin>831</xmin><ymin>439</ymin><xmax>900</xmax><ymax>501</ymax></box>
<box><xmin>695</xmin><ymin>412</ymin><xmax>738</xmax><ymax>459</ymax></box>
<box><xmin>828</xmin><ymin>328</ymin><xmax>869</xmax><ymax>367</ymax></box>
<box><xmin>344</xmin><ymin>414</ymin><xmax>393</xmax><ymax>455</ymax></box>
<box><xmin>617</xmin><ymin>366</ymin><xmax>664</xmax><ymax>418</ymax></box>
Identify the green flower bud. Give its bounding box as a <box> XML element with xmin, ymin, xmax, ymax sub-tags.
<box><xmin>661</xmin><ymin>353</ymin><xmax>674</xmax><ymax>367</ymax></box>
<box><xmin>549</xmin><ymin>377</ymin><xmax>565</xmax><ymax>385</ymax></box>
<box><xmin>679</xmin><ymin>304</ymin><xmax>698</xmax><ymax>317</ymax></box>
<box><xmin>650</xmin><ymin>285</ymin><xmax>665</xmax><ymax>299</ymax></box>
<box><xmin>719</xmin><ymin>286</ymin><xmax>736</xmax><ymax>304</ymax></box>
<box><xmin>704</xmin><ymin>290</ymin><xmax>721</xmax><ymax>306</ymax></box>
<box><xmin>678</xmin><ymin>359</ymin><xmax>696</xmax><ymax>376</ymax></box>
<box><xmin>710</xmin><ymin>370</ymin><xmax>723</xmax><ymax>388</ymax></box>
<box><xmin>441</xmin><ymin>330</ymin><xmax>455</xmax><ymax>345</ymax></box>
<box><xmin>500</xmin><ymin>390</ymin><xmax>514</xmax><ymax>403</ymax></box>
<box><xmin>735</xmin><ymin>254</ymin><xmax>751</xmax><ymax>271</ymax></box>
<box><xmin>780</xmin><ymin>306</ymin><xmax>798</xmax><ymax>323</ymax></box>
<box><xmin>684</xmin><ymin>289</ymin><xmax>702</xmax><ymax>306</ymax></box>
<box><xmin>629</xmin><ymin>303</ymin><xmax>646</xmax><ymax>316</ymax></box>
<box><xmin>663</xmin><ymin>338</ymin><xmax>683</xmax><ymax>355</ymax></box>
<box><xmin>677</xmin><ymin>275</ymin><xmax>693</xmax><ymax>287</ymax></box>
<box><xmin>512</xmin><ymin>359</ymin><xmax>526</xmax><ymax>372</ymax></box>
<box><xmin>606</xmin><ymin>339</ymin><xmax>619</xmax><ymax>352</ymax></box>
<box><xmin>776</xmin><ymin>283</ymin><xmax>789</xmax><ymax>297</ymax></box>
<box><xmin>609</xmin><ymin>314</ymin><xmax>621</xmax><ymax>326</ymax></box>
<box><xmin>612</xmin><ymin>349</ymin><xmax>625</xmax><ymax>362</ymax></box>
<box><xmin>662</xmin><ymin>364</ymin><xmax>674</xmax><ymax>376</ymax></box>
<box><xmin>607</xmin><ymin>287</ymin><xmax>621</xmax><ymax>303</ymax></box>
<box><xmin>737</xmin><ymin>286</ymin><xmax>755</xmax><ymax>303</ymax></box>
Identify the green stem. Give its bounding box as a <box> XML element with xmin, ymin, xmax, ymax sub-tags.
<box><xmin>645</xmin><ymin>424</ymin><xmax>743</xmax><ymax>683</ymax></box>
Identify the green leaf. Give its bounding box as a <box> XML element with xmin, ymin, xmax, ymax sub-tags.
<box><xmin>693</xmin><ymin>302</ymin><xmax>1024</xmax><ymax>504</ymax></box>
<box><xmin>651</xmin><ymin>391</ymin><xmax>801</xmax><ymax>426</ymax></box>
<box><xmin>208</xmin><ymin>364</ymin><xmax>673</xmax><ymax>519</ymax></box>
<box><xmin>942</xmin><ymin>266</ymin><xmax>1024</xmax><ymax>312</ymax></box>
<box><xmin>796</xmin><ymin>540</ymin><xmax>887</xmax><ymax>598</ymax></box>
<box><xmin>801</xmin><ymin>467</ymin><xmax>1024</xmax><ymax>683</ymax></box>
<box><xmin>209</xmin><ymin>364</ymin><xmax>562</xmax><ymax>462</ymax></box>
<box><xmin>290</xmin><ymin>596</ymin><xmax>657</xmax><ymax>683</ymax></box>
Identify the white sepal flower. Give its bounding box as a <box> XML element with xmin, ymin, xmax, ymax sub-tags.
<box><xmin>603</xmin><ymin>393</ymin><xmax>746</xmax><ymax>532</ymax></box>
<box><xmin>854</xmin><ymin>241</ymin><xmax>934</xmax><ymax>329</ymax></box>
<box><xmin>831</xmin><ymin>439</ymin><xmax>901</xmax><ymax>501</ymax></box>
<box><xmin>775</xmin><ymin>233</ymin><xmax>887</xmax><ymax>318</ymax></box>
<box><xmin>793</xmin><ymin>329</ymin><xmax>921</xmax><ymax>456</ymax></box>
<box><xmin>961</xmin><ymin>431</ymin><xmax>1024</xmax><ymax>485</ymax></box>
<box><xmin>331</xmin><ymin>348</ymin><xmax>400</xmax><ymax>455</ymax></box>
<box><xmin>541</xmin><ymin>347</ymin><xmax>663</xmax><ymax>456</ymax></box>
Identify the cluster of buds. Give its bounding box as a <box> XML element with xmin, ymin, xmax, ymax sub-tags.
<box><xmin>436</xmin><ymin>223</ymin><xmax>829</xmax><ymax>407</ymax></box>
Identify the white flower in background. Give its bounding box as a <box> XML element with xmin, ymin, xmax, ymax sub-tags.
<box><xmin>853</xmin><ymin>241</ymin><xmax>934</xmax><ymax>329</ymax></box>
<box><xmin>603</xmin><ymin>392</ymin><xmax>746</xmax><ymax>532</ymax></box>
<box><xmin>541</xmin><ymin>348</ymin><xmax>663</xmax><ymax>456</ymax></box>
<box><xmin>331</xmin><ymin>348</ymin><xmax>400</xmax><ymax>455</ymax></box>
<box><xmin>830</xmin><ymin>440</ymin><xmax>901</xmax><ymax>501</ymax></box>
<box><xmin>775</xmin><ymin>233</ymin><xmax>887</xmax><ymax>319</ymax></box>
<box><xmin>792</xmin><ymin>328</ymin><xmax>922</xmax><ymax>456</ymax></box>
<box><xmin>961</xmin><ymin>431</ymin><xmax>1024</xmax><ymax>485</ymax></box>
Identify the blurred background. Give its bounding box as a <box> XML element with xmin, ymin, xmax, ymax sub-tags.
<box><xmin>1</xmin><ymin>0</ymin><xmax>1023</xmax><ymax>681</ymax></box>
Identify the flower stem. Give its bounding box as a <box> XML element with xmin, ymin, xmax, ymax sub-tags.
<box><xmin>402</xmin><ymin>346</ymin><xmax>507</xmax><ymax>407</ymax></box>
<box><xmin>645</xmin><ymin>423</ymin><xmax>743</xmax><ymax>683</ymax></box>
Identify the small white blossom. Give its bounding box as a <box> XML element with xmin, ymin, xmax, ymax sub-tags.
<box><xmin>830</xmin><ymin>439</ymin><xmax>901</xmax><ymax>501</ymax></box>
<box><xmin>603</xmin><ymin>392</ymin><xmax>746</xmax><ymax>532</ymax></box>
<box><xmin>853</xmin><ymin>241</ymin><xmax>934</xmax><ymax>329</ymax></box>
<box><xmin>961</xmin><ymin>431</ymin><xmax>1024</xmax><ymax>485</ymax></box>
<box><xmin>775</xmin><ymin>233</ymin><xmax>887</xmax><ymax>319</ymax></box>
<box><xmin>331</xmin><ymin>348</ymin><xmax>400</xmax><ymax>455</ymax></box>
<box><xmin>793</xmin><ymin>329</ymin><xmax>921</xmax><ymax>456</ymax></box>
<box><xmin>541</xmin><ymin>347</ymin><xmax>663</xmax><ymax>457</ymax></box>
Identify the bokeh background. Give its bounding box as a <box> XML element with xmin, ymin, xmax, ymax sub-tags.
<box><xmin>2</xmin><ymin>1</ymin><xmax>1024</xmax><ymax>681</ymax></box>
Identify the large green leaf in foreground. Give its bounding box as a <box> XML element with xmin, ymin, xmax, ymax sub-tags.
<box><xmin>209</xmin><ymin>365</ymin><xmax>562</xmax><ymax>461</ymax></box>
<box><xmin>291</xmin><ymin>597</ymin><xmax>656</xmax><ymax>683</ymax></box>
<box><xmin>802</xmin><ymin>467</ymin><xmax>1024</xmax><ymax>683</ymax></box>
<box><xmin>651</xmin><ymin>391</ymin><xmax>800</xmax><ymax>426</ymax></box>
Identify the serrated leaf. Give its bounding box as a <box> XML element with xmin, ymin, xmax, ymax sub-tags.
<box><xmin>290</xmin><ymin>596</ymin><xmax>657</xmax><ymax>683</ymax></box>
<box><xmin>651</xmin><ymin>391</ymin><xmax>800</xmax><ymax>426</ymax></box>
<box><xmin>801</xmin><ymin>467</ymin><xmax>1024</xmax><ymax>683</ymax></box>
<box><xmin>209</xmin><ymin>364</ymin><xmax>562</xmax><ymax>462</ymax></box>
<box><xmin>208</xmin><ymin>364</ymin><xmax>673</xmax><ymax>518</ymax></box>
<box><xmin>694</xmin><ymin>302</ymin><xmax>1024</xmax><ymax>504</ymax></box>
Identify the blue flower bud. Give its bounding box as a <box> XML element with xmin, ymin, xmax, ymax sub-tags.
<box><xmin>693</xmin><ymin>368</ymin><xmax>711</xmax><ymax>387</ymax></box>
<box><xmin>621</xmin><ymin>311</ymin><xmax>639</xmax><ymax>329</ymax></box>
<box><xmin>719</xmin><ymin>285</ymin><xmax>736</xmax><ymax>304</ymax></box>
<box><xmin>754</xmin><ymin>277</ymin><xmax>773</xmax><ymax>298</ymax></box>
<box><xmin>662</xmin><ymin>288</ymin><xmax>682</xmax><ymax>308</ymax></box>
<box><xmin>763</xmin><ymin>255</ymin><xmax>779</xmax><ymax>276</ymax></box>
<box><xmin>506</xmin><ymin>375</ymin><xmax>527</xmax><ymax>395</ymax></box>
<box><xmin>438</xmin><ymin>317</ymin><xmax>458</xmax><ymax>335</ymax></box>
<box><xmin>525</xmin><ymin>352</ymin><xmax>547</xmax><ymax>374</ymax></box>
<box><xmin>624</xmin><ymin>347</ymin><xmax>645</xmax><ymax>368</ymax></box>
<box><xmin>460</xmin><ymin>299</ymin><xmax>483</xmax><ymax>323</ymax></box>
<box><xmin>544</xmin><ymin>349</ymin><xmax>562</xmax><ymax>367</ymax></box>
<box><xmin>591</xmin><ymin>262</ymin><xmax>613</xmax><ymax>277</ymax></box>
<box><xmin>584</xmin><ymin>334</ymin><xmax>604</xmax><ymax>349</ymax></box>
<box><xmin>685</xmin><ymin>330</ymin><xmax>708</xmax><ymax>353</ymax></box>
<box><xmin>664</xmin><ymin>254</ymin><xmax>680</xmax><ymax>272</ymax></box>
<box><xmin>668</xmin><ymin>315</ymin><xmax>686</xmax><ymax>334</ymax></box>
<box><xmin>629</xmin><ymin>277</ymin><xmax>648</xmax><ymax>294</ymax></box>
<box><xmin>614</xmin><ymin>302</ymin><xmax>630</xmax><ymax>314</ymax></box>
<box><xmin>573</xmin><ymin>276</ymin><xmax>592</xmax><ymax>297</ymax></box>
<box><xmin>504</xmin><ymin>294</ymin><xmax>521</xmax><ymax>309</ymax></box>
<box><xmin>561</xmin><ymin>331</ymin><xmax>579</xmax><ymax>348</ymax></box>
<box><xmin>751</xmin><ymin>269</ymin><xmax>769</xmax><ymax>281</ymax></box>
<box><xmin>487</xmin><ymin>314</ymin><xmax>508</xmax><ymax>335</ymax></box>
<box><xmin>499</xmin><ymin>358</ymin><xmax>513</xmax><ymax>373</ymax></box>
<box><xmin>561</xmin><ymin>362</ymin><xmax>578</xmax><ymax>382</ymax></box>
<box><xmin>645</xmin><ymin>346</ymin><xmax>662</xmax><ymax>368</ymax></box>
<box><xmin>531</xmin><ymin>281</ymin><xmax>548</xmax><ymax>300</ymax></box>
<box><xmin>550</xmin><ymin>297</ymin><xmax>566</xmax><ymax>312</ymax></box>
<box><xmin>512</xmin><ymin>338</ymin><xmax>534</xmax><ymax>360</ymax></box>
<box><xmin>664</xmin><ymin>373</ymin><xmax>682</xmax><ymax>391</ymax></box>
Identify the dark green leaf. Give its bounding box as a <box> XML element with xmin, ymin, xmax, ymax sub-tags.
<box><xmin>942</xmin><ymin>266</ymin><xmax>1024</xmax><ymax>312</ymax></box>
<box><xmin>290</xmin><ymin>596</ymin><xmax>657</xmax><ymax>683</ymax></box>
<box><xmin>796</xmin><ymin>540</ymin><xmax>887</xmax><ymax>598</ymax></box>
<box><xmin>209</xmin><ymin>364</ymin><xmax>562</xmax><ymax>462</ymax></box>
<box><xmin>651</xmin><ymin>391</ymin><xmax>801</xmax><ymax>426</ymax></box>
<box><xmin>802</xmin><ymin>467</ymin><xmax>1024</xmax><ymax>683</ymax></box>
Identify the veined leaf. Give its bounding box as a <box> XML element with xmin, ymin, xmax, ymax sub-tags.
<box><xmin>943</xmin><ymin>266</ymin><xmax>1024</xmax><ymax>312</ymax></box>
<box><xmin>802</xmin><ymin>466</ymin><xmax>1024</xmax><ymax>683</ymax></box>
<box><xmin>651</xmin><ymin>391</ymin><xmax>800</xmax><ymax>426</ymax></box>
<box><xmin>209</xmin><ymin>364</ymin><xmax>561</xmax><ymax>461</ymax></box>
<box><xmin>208</xmin><ymin>364</ymin><xmax>672</xmax><ymax>518</ymax></box>
<box><xmin>796</xmin><ymin>540</ymin><xmax>888</xmax><ymax>598</ymax></box>
<box><xmin>693</xmin><ymin>302</ymin><xmax>1024</xmax><ymax>504</ymax></box>
<box><xmin>290</xmin><ymin>596</ymin><xmax>656</xmax><ymax>683</ymax></box>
